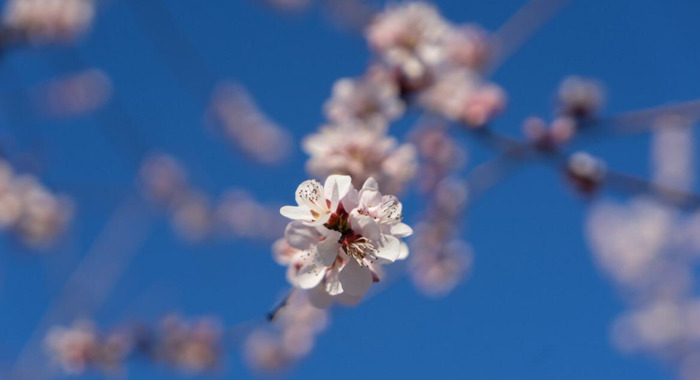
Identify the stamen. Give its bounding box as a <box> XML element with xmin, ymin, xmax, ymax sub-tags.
<box><xmin>345</xmin><ymin>237</ymin><xmax>378</xmax><ymax>267</ymax></box>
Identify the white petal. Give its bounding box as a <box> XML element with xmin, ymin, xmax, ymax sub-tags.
<box><xmin>390</xmin><ymin>223</ymin><xmax>413</xmax><ymax>237</ymax></box>
<box><xmin>359</xmin><ymin>180</ymin><xmax>382</xmax><ymax>209</ymax></box>
<box><xmin>272</xmin><ymin>238</ymin><xmax>296</xmax><ymax>265</ymax></box>
<box><xmin>375</xmin><ymin>234</ymin><xmax>401</xmax><ymax>262</ymax></box>
<box><xmin>325</xmin><ymin>267</ymin><xmax>343</xmax><ymax>296</ymax></box>
<box><xmin>284</xmin><ymin>221</ymin><xmax>320</xmax><ymax>250</ymax></box>
<box><xmin>317</xmin><ymin>230</ymin><xmax>341</xmax><ymax>267</ymax></box>
<box><xmin>289</xmin><ymin>258</ymin><xmax>326</xmax><ymax>289</ymax></box>
<box><xmin>361</xmin><ymin>177</ymin><xmax>379</xmax><ymax>191</ymax></box>
<box><xmin>342</xmin><ymin>187</ymin><xmax>360</xmax><ymax>211</ymax></box>
<box><xmin>324</xmin><ymin>175</ymin><xmax>353</xmax><ymax>205</ymax></box>
<box><xmin>397</xmin><ymin>242</ymin><xmax>410</xmax><ymax>260</ymax></box>
<box><xmin>280</xmin><ymin>205</ymin><xmax>312</xmax><ymax>221</ymax></box>
<box><xmin>338</xmin><ymin>259</ymin><xmax>373</xmax><ymax>296</ymax></box>
<box><xmin>350</xmin><ymin>213</ymin><xmax>381</xmax><ymax>242</ymax></box>
<box><xmin>294</xmin><ymin>180</ymin><xmax>325</xmax><ymax>211</ymax></box>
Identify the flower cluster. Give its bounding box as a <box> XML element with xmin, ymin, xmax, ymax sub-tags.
<box><xmin>44</xmin><ymin>315</ymin><xmax>222</xmax><ymax>375</ymax></box>
<box><xmin>275</xmin><ymin>175</ymin><xmax>412</xmax><ymax>306</ymax></box>
<box><xmin>303</xmin><ymin>122</ymin><xmax>417</xmax><ymax>194</ymax></box>
<box><xmin>366</xmin><ymin>2</ymin><xmax>505</xmax><ymax>127</ymax></box>
<box><xmin>36</xmin><ymin>69</ymin><xmax>112</xmax><ymax>118</ymax></box>
<box><xmin>304</xmin><ymin>64</ymin><xmax>417</xmax><ymax>194</ymax></box>
<box><xmin>586</xmin><ymin>124</ymin><xmax>700</xmax><ymax>380</ymax></box>
<box><xmin>1</xmin><ymin>0</ymin><xmax>95</xmax><ymax>45</ymax></box>
<box><xmin>149</xmin><ymin>315</ymin><xmax>222</xmax><ymax>373</ymax></box>
<box><xmin>408</xmin><ymin>124</ymin><xmax>472</xmax><ymax>296</ymax></box>
<box><xmin>523</xmin><ymin>77</ymin><xmax>606</xmax><ymax>150</ymax></box>
<box><xmin>206</xmin><ymin>83</ymin><xmax>293</xmax><ymax>165</ymax></box>
<box><xmin>44</xmin><ymin>320</ymin><xmax>131</xmax><ymax>374</ymax></box>
<box><xmin>244</xmin><ymin>290</ymin><xmax>329</xmax><ymax>373</ymax></box>
<box><xmin>0</xmin><ymin>160</ymin><xmax>73</xmax><ymax>248</ymax></box>
<box><xmin>139</xmin><ymin>153</ymin><xmax>285</xmax><ymax>242</ymax></box>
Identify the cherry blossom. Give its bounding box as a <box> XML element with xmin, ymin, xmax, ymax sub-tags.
<box><xmin>324</xmin><ymin>66</ymin><xmax>405</xmax><ymax>131</ymax></box>
<box><xmin>302</xmin><ymin>123</ymin><xmax>417</xmax><ymax>194</ymax></box>
<box><xmin>278</xmin><ymin>175</ymin><xmax>412</xmax><ymax>305</ymax></box>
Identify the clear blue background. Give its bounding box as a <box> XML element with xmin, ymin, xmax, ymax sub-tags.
<box><xmin>1</xmin><ymin>0</ymin><xmax>699</xmax><ymax>379</ymax></box>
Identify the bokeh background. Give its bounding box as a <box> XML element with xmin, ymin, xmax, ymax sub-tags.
<box><xmin>1</xmin><ymin>0</ymin><xmax>699</xmax><ymax>379</ymax></box>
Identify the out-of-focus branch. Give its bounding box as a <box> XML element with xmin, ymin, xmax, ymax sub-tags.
<box><xmin>488</xmin><ymin>0</ymin><xmax>574</xmax><ymax>74</ymax></box>
<box><xmin>122</xmin><ymin>0</ymin><xmax>217</xmax><ymax>100</ymax></box>
<box><xmin>8</xmin><ymin>194</ymin><xmax>154</xmax><ymax>380</ymax></box>
<box><xmin>596</xmin><ymin>98</ymin><xmax>700</xmax><ymax>135</ymax></box>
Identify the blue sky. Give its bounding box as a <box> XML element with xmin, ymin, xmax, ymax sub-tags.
<box><xmin>1</xmin><ymin>0</ymin><xmax>699</xmax><ymax>379</ymax></box>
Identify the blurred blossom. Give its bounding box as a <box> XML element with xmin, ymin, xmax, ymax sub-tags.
<box><xmin>246</xmin><ymin>290</ymin><xmax>329</xmax><ymax>373</ymax></box>
<box><xmin>366</xmin><ymin>1</ymin><xmax>449</xmax><ymax>83</ymax></box>
<box><xmin>565</xmin><ymin>151</ymin><xmax>606</xmax><ymax>195</ymax></box>
<box><xmin>410</xmin><ymin>124</ymin><xmax>467</xmax><ymax>193</ymax></box>
<box><xmin>587</xmin><ymin>198</ymin><xmax>676</xmax><ymax>288</ymax></box>
<box><xmin>522</xmin><ymin>116</ymin><xmax>576</xmax><ymax>149</ymax></box>
<box><xmin>244</xmin><ymin>330</ymin><xmax>294</xmax><ymax>373</ymax></box>
<box><xmin>324</xmin><ymin>65</ymin><xmax>405</xmax><ymax>131</ymax></box>
<box><xmin>154</xmin><ymin>315</ymin><xmax>222</xmax><ymax>373</ymax></box>
<box><xmin>139</xmin><ymin>153</ymin><xmax>189</xmax><ymax>209</ymax></box>
<box><xmin>557</xmin><ymin>76</ymin><xmax>605</xmax><ymax>119</ymax></box>
<box><xmin>36</xmin><ymin>69</ymin><xmax>112</xmax><ymax>118</ymax></box>
<box><xmin>612</xmin><ymin>298</ymin><xmax>700</xmax><ymax>380</ymax></box>
<box><xmin>277</xmin><ymin>175</ymin><xmax>412</xmax><ymax>306</ymax></box>
<box><xmin>139</xmin><ymin>153</ymin><xmax>285</xmax><ymax>242</ymax></box>
<box><xmin>583</xmin><ymin>112</ymin><xmax>700</xmax><ymax>377</ymax></box>
<box><xmin>409</xmin><ymin>228</ymin><xmax>472</xmax><ymax>297</ymax></box>
<box><xmin>303</xmin><ymin>123</ymin><xmax>417</xmax><ymax>194</ymax></box>
<box><xmin>207</xmin><ymin>83</ymin><xmax>293</xmax><ymax>165</ymax></box>
<box><xmin>2</xmin><ymin>0</ymin><xmax>95</xmax><ymax>45</ymax></box>
<box><xmin>366</xmin><ymin>2</ymin><xmax>505</xmax><ymax>126</ymax></box>
<box><xmin>44</xmin><ymin>320</ymin><xmax>132</xmax><ymax>374</ymax></box>
<box><xmin>443</xmin><ymin>25</ymin><xmax>491</xmax><ymax>70</ymax></box>
<box><xmin>171</xmin><ymin>191</ymin><xmax>213</xmax><ymax>243</ymax></box>
<box><xmin>418</xmin><ymin>68</ymin><xmax>506</xmax><ymax>127</ymax></box>
<box><xmin>0</xmin><ymin>161</ymin><xmax>73</xmax><ymax>248</ymax></box>
<box><xmin>408</xmin><ymin>122</ymin><xmax>471</xmax><ymax>296</ymax></box>
<box><xmin>214</xmin><ymin>189</ymin><xmax>287</xmax><ymax>241</ymax></box>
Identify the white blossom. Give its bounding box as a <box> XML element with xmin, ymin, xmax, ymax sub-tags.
<box><xmin>278</xmin><ymin>175</ymin><xmax>412</xmax><ymax>305</ymax></box>
<box><xmin>303</xmin><ymin>123</ymin><xmax>417</xmax><ymax>194</ymax></box>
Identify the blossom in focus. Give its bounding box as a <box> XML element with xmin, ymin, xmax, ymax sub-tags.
<box><xmin>278</xmin><ymin>175</ymin><xmax>412</xmax><ymax>306</ymax></box>
<box><xmin>324</xmin><ymin>66</ymin><xmax>405</xmax><ymax>131</ymax></box>
<box><xmin>2</xmin><ymin>0</ymin><xmax>95</xmax><ymax>45</ymax></box>
<box><xmin>303</xmin><ymin>123</ymin><xmax>417</xmax><ymax>194</ymax></box>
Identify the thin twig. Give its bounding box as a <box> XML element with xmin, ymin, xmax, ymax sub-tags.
<box><xmin>488</xmin><ymin>0</ymin><xmax>574</xmax><ymax>74</ymax></box>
